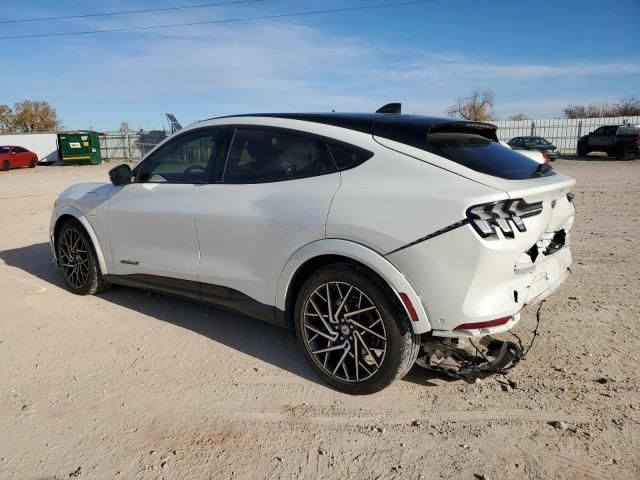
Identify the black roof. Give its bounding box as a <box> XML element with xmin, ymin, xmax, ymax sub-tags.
<box><xmin>210</xmin><ymin>112</ymin><xmax>497</xmax><ymax>136</ymax></box>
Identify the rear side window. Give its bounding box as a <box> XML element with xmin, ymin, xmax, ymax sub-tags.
<box><xmin>224</xmin><ymin>128</ymin><xmax>335</xmax><ymax>183</ymax></box>
<box><xmin>13</xmin><ymin>147</ymin><xmax>27</xmax><ymax>153</ymax></box>
<box><xmin>327</xmin><ymin>143</ymin><xmax>373</xmax><ymax>170</ymax></box>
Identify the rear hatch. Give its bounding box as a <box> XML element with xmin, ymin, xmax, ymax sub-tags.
<box><xmin>373</xmin><ymin>119</ymin><xmax>576</xmax><ymax>249</ymax></box>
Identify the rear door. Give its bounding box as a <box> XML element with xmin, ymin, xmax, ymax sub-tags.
<box><xmin>12</xmin><ymin>146</ymin><xmax>29</xmax><ymax>167</ymax></box>
<box><xmin>194</xmin><ymin>126</ymin><xmax>341</xmax><ymax>318</ymax></box>
<box><xmin>105</xmin><ymin>127</ymin><xmax>231</xmax><ymax>282</ymax></box>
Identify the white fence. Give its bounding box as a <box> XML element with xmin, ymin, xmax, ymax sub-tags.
<box><xmin>98</xmin><ymin>116</ymin><xmax>640</xmax><ymax>160</ymax></box>
<box><xmin>494</xmin><ymin>116</ymin><xmax>640</xmax><ymax>154</ymax></box>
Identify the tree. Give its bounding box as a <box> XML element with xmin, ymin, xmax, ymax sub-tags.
<box><xmin>563</xmin><ymin>96</ymin><xmax>640</xmax><ymax>118</ymax></box>
<box><xmin>11</xmin><ymin>100</ymin><xmax>61</xmax><ymax>132</ymax></box>
<box><xmin>612</xmin><ymin>95</ymin><xmax>640</xmax><ymax>117</ymax></box>
<box><xmin>0</xmin><ymin>104</ymin><xmax>13</xmax><ymax>133</ymax></box>
<box><xmin>446</xmin><ymin>88</ymin><xmax>495</xmax><ymax>122</ymax></box>
<box><xmin>509</xmin><ymin>113</ymin><xmax>529</xmax><ymax>121</ymax></box>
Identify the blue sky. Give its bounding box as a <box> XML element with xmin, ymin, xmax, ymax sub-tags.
<box><xmin>1</xmin><ymin>0</ymin><xmax>639</xmax><ymax>131</ymax></box>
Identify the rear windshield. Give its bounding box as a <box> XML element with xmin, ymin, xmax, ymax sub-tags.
<box><xmin>425</xmin><ymin>133</ymin><xmax>554</xmax><ymax>179</ymax></box>
<box><xmin>373</xmin><ymin>122</ymin><xmax>554</xmax><ymax>180</ymax></box>
<box><xmin>617</xmin><ymin>125</ymin><xmax>640</xmax><ymax>135</ymax></box>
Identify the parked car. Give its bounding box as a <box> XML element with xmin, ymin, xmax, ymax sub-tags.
<box><xmin>50</xmin><ymin>112</ymin><xmax>575</xmax><ymax>394</ymax></box>
<box><xmin>508</xmin><ymin>136</ymin><xmax>558</xmax><ymax>161</ymax></box>
<box><xmin>0</xmin><ymin>145</ymin><xmax>39</xmax><ymax>171</ymax></box>
<box><xmin>500</xmin><ymin>141</ymin><xmax>548</xmax><ymax>163</ymax></box>
<box><xmin>577</xmin><ymin>124</ymin><xmax>640</xmax><ymax>159</ymax></box>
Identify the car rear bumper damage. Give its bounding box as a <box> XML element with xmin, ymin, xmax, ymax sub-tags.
<box><xmin>388</xmin><ymin>215</ymin><xmax>573</xmax><ymax>338</ymax></box>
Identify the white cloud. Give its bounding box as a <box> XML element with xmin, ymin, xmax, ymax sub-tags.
<box><xmin>4</xmin><ymin>16</ymin><xmax>638</xmax><ymax>126</ymax></box>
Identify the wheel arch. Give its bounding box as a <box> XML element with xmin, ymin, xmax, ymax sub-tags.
<box><xmin>52</xmin><ymin>207</ymin><xmax>108</xmax><ymax>275</ymax></box>
<box><xmin>276</xmin><ymin>239</ymin><xmax>431</xmax><ymax>334</ymax></box>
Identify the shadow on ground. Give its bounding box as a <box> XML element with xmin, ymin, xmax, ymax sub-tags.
<box><xmin>1</xmin><ymin>242</ymin><xmax>449</xmax><ymax>390</ymax></box>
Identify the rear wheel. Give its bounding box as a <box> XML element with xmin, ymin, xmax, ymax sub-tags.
<box><xmin>294</xmin><ymin>263</ymin><xmax>419</xmax><ymax>394</ymax></box>
<box><xmin>56</xmin><ymin>218</ymin><xmax>110</xmax><ymax>295</ymax></box>
<box><xmin>29</xmin><ymin>158</ymin><xmax>37</xmax><ymax>168</ymax></box>
<box><xmin>615</xmin><ymin>146</ymin><xmax>627</xmax><ymax>160</ymax></box>
<box><xmin>2</xmin><ymin>160</ymin><xmax>9</xmax><ymax>171</ymax></box>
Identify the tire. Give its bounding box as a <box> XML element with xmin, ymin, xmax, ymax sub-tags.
<box><xmin>2</xmin><ymin>160</ymin><xmax>9</xmax><ymax>171</ymax></box>
<box><xmin>56</xmin><ymin>218</ymin><xmax>110</xmax><ymax>295</ymax></box>
<box><xmin>577</xmin><ymin>143</ymin><xmax>588</xmax><ymax>158</ymax></box>
<box><xmin>294</xmin><ymin>263</ymin><xmax>420</xmax><ymax>395</ymax></box>
<box><xmin>29</xmin><ymin>159</ymin><xmax>37</xmax><ymax>168</ymax></box>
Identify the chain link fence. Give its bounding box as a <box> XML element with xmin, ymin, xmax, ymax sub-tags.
<box><xmin>99</xmin><ymin>131</ymin><xmax>168</xmax><ymax>161</ymax></box>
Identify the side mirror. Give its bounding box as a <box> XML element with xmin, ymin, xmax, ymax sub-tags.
<box><xmin>109</xmin><ymin>164</ymin><xmax>132</xmax><ymax>186</ymax></box>
<box><xmin>11</xmin><ymin>151</ymin><xmax>16</xmax><ymax>155</ymax></box>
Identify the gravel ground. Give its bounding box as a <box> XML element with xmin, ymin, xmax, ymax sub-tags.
<box><xmin>0</xmin><ymin>159</ymin><xmax>639</xmax><ymax>480</ymax></box>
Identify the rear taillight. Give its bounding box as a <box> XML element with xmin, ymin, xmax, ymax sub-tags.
<box><xmin>466</xmin><ymin>199</ymin><xmax>543</xmax><ymax>238</ymax></box>
<box><xmin>635</xmin><ymin>135</ymin><xmax>640</xmax><ymax>145</ymax></box>
<box><xmin>542</xmin><ymin>152</ymin><xmax>549</xmax><ymax>163</ymax></box>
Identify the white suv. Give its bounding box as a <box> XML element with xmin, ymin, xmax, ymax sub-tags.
<box><xmin>50</xmin><ymin>112</ymin><xmax>575</xmax><ymax>394</ymax></box>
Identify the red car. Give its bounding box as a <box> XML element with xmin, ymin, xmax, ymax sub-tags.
<box><xmin>1</xmin><ymin>145</ymin><xmax>39</xmax><ymax>171</ymax></box>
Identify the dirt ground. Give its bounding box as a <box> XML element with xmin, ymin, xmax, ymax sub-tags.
<box><xmin>1</xmin><ymin>159</ymin><xmax>639</xmax><ymax>480</ymax></box>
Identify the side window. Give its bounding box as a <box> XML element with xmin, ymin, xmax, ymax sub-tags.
<box><xmin>13</xmin><ymin>147</ymin><xmax>26</xmax><ymax>153</ymax></box>
<box><xmin>137</xmin><ymin>128</ymin><xmax>229</xmax><ymax>183</ymax></box>
<box><xmin>223</xmin><ymin>128</ymin><xmax>335</xmax><ymax>183</ymax></box>
<box><xmin>592</xmin><ymin>127</ymin><xmax>605</xmax><ymax>136</ymax></box>
<box><xmin>327</xmin><ymin>142</ymin><xmax>373</xmax><ymax>170</ymax></box>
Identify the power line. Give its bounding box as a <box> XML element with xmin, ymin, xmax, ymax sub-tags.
<box><xmin>0</xmin><ymin>0</ymin><xmax>263</xmax><ymax>25</ymax></box>
<box><xmin>0</xmin><ymin>0</ymin><xmax>440</xmax><ymax>41</ymax></box>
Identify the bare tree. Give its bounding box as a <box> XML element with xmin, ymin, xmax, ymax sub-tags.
<box><xmin>563</xmin><ymin>96</ymin><xmax>640</xmax><ymax>118</ymax></box>
<box><xmin>446</xmin><ymin>89</ymin><xmax>495</xmax><ymax>122</ymax></box>
<box><xmin>509</xmin><ymin>113</ymin><xmax>529</xmax><ymax>121</ymax></box>
<box><xmin>612</xmin><ymin>95</ymin><xmax>640</xmax><ymax>117</ymax></box>
<box><xmin>12</xmin><ymin>100</ymin><xmax>61</xmax><ymax>132</ymax></box>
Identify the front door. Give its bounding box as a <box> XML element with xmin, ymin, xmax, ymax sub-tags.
<box><xmin>105</xmin><ymin>127</ymin><xmax>231</xmax><ymax>282</ymax></box>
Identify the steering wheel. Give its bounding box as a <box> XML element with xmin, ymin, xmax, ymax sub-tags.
<box><xmin>184</xmin><ymin>164</ymin><xmax>206</xmax><ymax>174</ymax></box>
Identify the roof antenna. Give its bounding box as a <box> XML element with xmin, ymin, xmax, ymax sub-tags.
<box><xmin>376</xmin><ymin>103</ymin><xmax>401</xmax><ymax>114</ymax></box>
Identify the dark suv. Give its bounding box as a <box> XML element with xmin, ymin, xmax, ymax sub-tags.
<box><xmin>508</xmin><ymin>136</ymin><xmax>558</xmax><ymax>161</ymax></box>
<box><xmin>577</xmin><ymin>124</ymin><xmax>640</xmax><ymax>160</ymax></box>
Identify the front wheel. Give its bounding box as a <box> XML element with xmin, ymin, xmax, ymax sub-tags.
<box><xmin>577</xmin><ymin>143</ymin><xmax>588</xmax><ymax>158</ymax></box>
<box><xmin>56</xmin><ymin>218</ymin><xmax>110</xmax><ymax>295</ymax></box>
<box><xmin>29</xmin><ymin>158</ymin><xmax>37</xmax><ymax>168</ymax></box>
<box><xmin>294</xmin><ymin>263</ymin><xmax>419</xmax><ymax>394</ymax></box>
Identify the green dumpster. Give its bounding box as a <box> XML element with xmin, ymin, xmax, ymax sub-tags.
<box><xmin>57</xmin><ymin>131</ymin><xmax>102</xmax><ymax>165</ymax></box>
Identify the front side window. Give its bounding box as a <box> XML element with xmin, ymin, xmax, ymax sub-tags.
<box><xmin>223</xmin><ymin>128</ymin><xmax>335</xmax><ymax>183</ymax></box>
<box><xmin>0</xmin><ymin>147</ymin><xmax>10</xmax><ymax>154</ymax></box>
<box><xmin>136</xmin><ymin>128</ymin><xmax>229</xmax><ymax>183</ymax></box>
